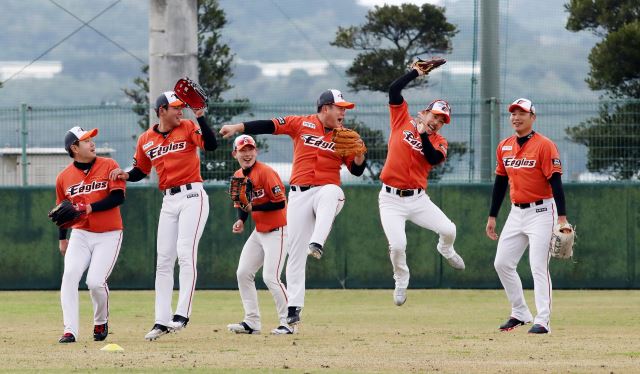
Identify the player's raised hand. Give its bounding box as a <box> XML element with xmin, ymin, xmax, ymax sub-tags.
<box><xmin>194</xmin><ymin>108</ymin><xmax>206</xmax><ymax>118</ymax></box>
<box><xmin>219</xmin><ymin>123</ymin><xmax>245</xmax><ymax>139</ymax></box>
<box><xmin>486</xmin><ymin>217</ymin><xmax>499</xmax><ymax>240</ymax></box>
<box><xmin>109</xmin><ymin>168</ymin><xmax>128</xmax><ymax>181</ymax></box>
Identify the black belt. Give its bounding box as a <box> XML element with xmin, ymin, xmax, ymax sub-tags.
<box><xmin>290</xmin><ymin>185</ymin><xmax>315</xmax><ymax>192</ymax></box>
<box><xmin>163</xmin><ymin>183</ymin><xmax>192</xmax><ymax>196</ymax></box>
<box><xmin>513</xmin><ymin>200</ymin><xmax>544</xmax><ymax>209</ymax></box>
<box><xmin>385</xmin><ymin>186</ymin><xmax>422</xmax><ymax>197</ymax></box>
<box><xmin>269</xmin><ymin>227</ymin><xmax>281</xmax><ymax>232</ymax></box>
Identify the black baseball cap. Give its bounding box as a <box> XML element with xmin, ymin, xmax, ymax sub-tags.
<box><xmin>316</xmin><ymin>89</ymin><xmax>355</xmax><ymax>109</ymax></box>
<box><xmin>64</xmin><ymin>126</ymin><xmax>98</xmax><ymax>154</ymax></box>
<box><xmin>154</xmin><ymin>91</ymin><xmax>184</xmax><ymax>112</ymax></box>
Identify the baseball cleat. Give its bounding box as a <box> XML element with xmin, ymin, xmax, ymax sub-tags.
<box><xmin>58</xmin><ymin>332</ymin><xmax>76</xmax><ymax>343</ymax></box>
<box><xmin>286</xmin><ymin>306</ymin><xmax>302</xmax><ymax>325</ymax></box>
<box><xmin>271</xmin><ymin>325</ymin><xmax>297</xmax><ymax>335</ymax></box>
<box><xmin>227</xmin><ymin>322</ymin><xmax>260</xmax><ymax>334</ymax></box>
<box><xmin>308</xmin><ymin>242</ymin><xmax>323</xmax><ymax>259</ymax></box>
<box><xmin>445</xmin><ymin>253</ymin><xmax>465</xmax><ymax>270</ymax></box>
<box><xmin>528</xmin><ymin>324</ymin><xmax>549</xmax><ymax>334</ymax></box>
<box><xmin>393</xmin><ymin>287</ymin><xmax>407</xmax><ymax>306</ymax></box>
<box><xmin>167</xmin><ymin>315</ymin><xmax>189</xmax><ymax>332</ymax></box>
<box><xmin>499</xmin><ymin>317</ymin><xmax>528</xmax><ymax>332</ymax></box>
<box><xmin>144</xmin><ymin>324</ymin><xmax>169</xmax><ymax>341</ymax></box>
<box><xmin>93</xmin><ymin>323</ymin><xmax>108</xmax><ymax>341</ymax></box>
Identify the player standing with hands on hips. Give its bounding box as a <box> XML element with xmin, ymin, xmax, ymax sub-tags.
<box><xmin>486</xmin><ymin>98</ymin><xmax>569</xmax><ymax>334</ymax></box>
<box><xmin>226</xmin><ymin>135</ymin><xmax>293</xmax><ymax>335</ymax></box>
<box><xmin>110</xmin><ymin>87</ymin><xmax>217</xmax><ymax>340</ymax></box>
<box><xmin>50</xmin><ymin>127</ymin><xmax>125</xmax><ymax>343</ymax></box>
<box><xmin>219</xmin><ymin>89</ymin><xmax>367</xmax><ymax>327</ymax></box>
<box><xmin>379</xmin><ymin>58</ymin><xmax>465</xmax><ymax>307</ymax></box>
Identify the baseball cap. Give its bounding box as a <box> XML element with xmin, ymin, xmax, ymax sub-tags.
<box><xmin>154</xmin><ymin>91</ymin><xmax>184</xmax><ymax>111</ymax></box>
<box><xmin>508</xmin><ymin>98</ymin><xmax>536</xmax><ymax>115</ymax></box>
<box><xmin>317</xmin><ymin>89</ymin><xmax>355</xmax><ymax>109</ymax></box>
<box><xmin>233</xmin><ymin>135</ymin><xmax>257</xmax><ymax>151</ymax></box>
<box><xmin>425</xmin><ymin>99</ymin><xmax>451</xmax><ymax>124</ymax></box>
<box><xmin>64</xmin><ymin>126</ymin><xmax>98</xmax><ymax>153</ymax></box>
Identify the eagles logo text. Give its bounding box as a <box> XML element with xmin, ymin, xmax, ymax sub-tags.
<box><xmin>503</xmin><ymin>157</ymin><xmax>536</xmax><ymax>168</ymax></box>
<box><xmin>146</xmin><ymin>142</ymin><xmax>187</xmax><ymax>160</ymax></box>
<box><xmin>300</xmin><ymin>135</ymin><xmax>335</xmax><ymax>151</ymax></box>
<box><xmin>402</xmin><ymin>131</ymin><xmax>423</xmax><ymax>152</ymax></box>
<box><xmin>67</xmin><ymin>180</ymin><xmax>108</xmax><ymax>196</ymax></box>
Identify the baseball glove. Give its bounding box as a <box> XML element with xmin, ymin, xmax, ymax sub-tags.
<box><xmin>174</xmin><ymin>77</ymin><xmax>208</xmax><ymax>110</ymax></box>
<box><xmin>549</xmin><ymin>222</ymin><xmax>576</xmax><ymax>260</ymax></box>
<box><xmin>409</xmin><ymin>57</ymin><xmax>447</xmax><ymax>76</ymax></box>
<box><xmin>229</xmin><ymin>176</ymin><xmax>253</xmax><ymax>210</ymax></box>
<box><xmin>332</xmin><ymin>127</ymin><xmax>367</xmax><ymax>157</ymax></box>
<box><xmin>48</xmin><ymin>200</ymin><xmax>88</xmax><ymax>229</ymax></box>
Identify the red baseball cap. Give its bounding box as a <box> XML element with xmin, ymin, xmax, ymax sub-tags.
<box><xmin>425</xmin><ymin>99</ymin><xmax>451</xmax><ymax>124</ymax></box>
<box><xmin>508</xmin><ymin>98</ymin><xmax>536</xmax><ymax>115</ymax></box>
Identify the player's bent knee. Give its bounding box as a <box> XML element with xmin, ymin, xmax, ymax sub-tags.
<box><xmin>440</xmin><ymin>221</ymin><xmax>456</xmax><ymax>240</ymax></box>
<box><xmin>236</xmin><ymin>268</ymin><xmax>255</xmax><ymax>282</ymax></box>
<box><xmin>85</xmin><ymin>278</ymin><xmax>106</xmax><ymax>290</ymax></box>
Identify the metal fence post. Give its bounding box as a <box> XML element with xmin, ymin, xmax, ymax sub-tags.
<box><xmin>489</xmin><ymin>97</ymin><xmax>498</xmax><ymax>176</ymax></box>
<box><xmin>20</xmin><ymin>103</ymin><xmax>28</xmax><ymax>186</ymax></box>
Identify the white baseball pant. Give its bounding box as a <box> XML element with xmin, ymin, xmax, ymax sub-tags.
<box><xmin>494</xmin><ymin>198</ymin><xmax>556</xmax><ymax>329</ymax></box>
<box><xmin>236</xmin><ymin>226</ymin><xmax>289</xmax><ymax>331</ymax></box>
<box><xmin>61</xmin><ymin>229</ymin><xmax>123</xmax><ymax>338</ymax></box>
<box><xmin>378</xmin><ymin>185</ymin><xmax>457</xmax><ymax>289</ymax></box>
<box><xmin>155</xmin><ymin>183</ymin><xmax>209</xmax><ymax>326</ymax></box>
<box><xmin>286</xmin><ymin>184</ymin><xmax>345</xmax><ymax>307</ymax></box>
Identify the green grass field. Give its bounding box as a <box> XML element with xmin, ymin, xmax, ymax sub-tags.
<box><xmin>1</xmin><ymin>289</ymin><xmax>639</xmax><ymax>373</ymax></box>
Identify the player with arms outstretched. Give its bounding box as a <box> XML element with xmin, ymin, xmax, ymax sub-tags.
<box><xmin>219</xmin><ymin>89</ymin><xmax>367</xmax><ymax>326</ymax></box>
<box><xmin>110</xmin><ymin>91</ymin><xmax>217</xmax><ymax>340</ymax></box>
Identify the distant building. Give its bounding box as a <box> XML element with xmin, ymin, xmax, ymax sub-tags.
<box><xmin>0</xmin><ymin>61</ymin><xmax>62</xmax><ymax>80</ymax></box>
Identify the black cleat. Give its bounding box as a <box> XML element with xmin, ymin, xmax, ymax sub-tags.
<box><xmin>528</xmin><ymin>324</ymin><xmax>549</xmax><ymax>334</ymax></box>
<box><xmin>499</xmin><ymin>317</ymin><xmax>527</xmax><ymax>331</ymax></box>
<box><xmin>286</xmin><ymin>306</ymin><xmax>302</xmax><ymax>325</ymax></box>
<box><xmin>144</xmin><ymin>323</ymin><xmax>169</xmax><ymax>341</ymax></box>
<box><xmin>308</xmin><ymin>242</ymin><xmax>323</xmax><ymax>259</ymax></box>
<box><xmin>93</xmin><ymin>323</ymin><xmax>108</xmax><ymax>341</ymax></box>
<box><xmin>59</xmin><ymin>333</ymin><xmax>76</xmax><ymax>343</ymax></box>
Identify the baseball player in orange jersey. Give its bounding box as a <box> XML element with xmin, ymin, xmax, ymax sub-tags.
<box><xmin>380</xmin><ymin>67</ymin><xmax>465</xmax><ymax>307</ymax></box>
<box><xmin>219</xmin><ymin>89</ymin><xmax>367</xmax><ymax>326</ymax></box>
<box><xmin>225</xmin><ymin>135</ymin><xmax>294</xmax><ymax>335</ymax></box>
<box><xmin>55</xmin><ymin>127</ymin><xmax>125</xmax><ymax>343</ymax></box>
<box><xmin>487</xmin><ymin>98</ymin><xmax>569</xmax><ymax>334</ymax></box>
<box><xmin>110</xmin><ymin>91</ymin><xmax>217</xmax><ymax>340</ymax></box>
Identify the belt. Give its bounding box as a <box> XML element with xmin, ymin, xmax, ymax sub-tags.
<box><xmin>513</xmin><ymin>200</ymin><xmax>544</xmax><ymax>209</ymax></box>
<box><xmin>269</xmin><ymin>227</ymin><xmax>281</xmax><ymax>232</ymax></box>
<box><xmin>290</xmin><ymin>185</ymin><xmax>315</xmax><ymax>192</ymax></box>
<box><xmin>385</xmin><ymin>186</ymin><xmax>422</xmax><ymax>197</ymax></box>
<box><xmin>163</xmin><ymin>183</ymin><xmax>192</xmax><ymax>196</ymax></box>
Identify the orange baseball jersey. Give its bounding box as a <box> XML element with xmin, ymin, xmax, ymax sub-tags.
<box><xmin>270</xmin><ymin>115</ymin><xmax>357</xmax><ymax>186</ymax></box>
<box><xmin>495</xmin><ymin>132</ymin><xmax>562</xmax><ymax>203</ymax></box>
<box><xmin>233</xmin><ymin>161</ymin><xmax>287</xmax><ymax>233</ymax></box>
<box><xmin>133</xmin><ymin>119</ymin><xmax>205</xmax><ymax>190</ymax></box>
<box><xmin>380</xmin><ymin>101</ymin><xmax>448</xmax><ymax>190</ymax></box>
<box><xmin>55</xmin><ymin>157</ymin><xmax>126</xmax><ymax>232</ymax></box>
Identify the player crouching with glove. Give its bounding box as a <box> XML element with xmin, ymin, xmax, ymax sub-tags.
<box><xmin>49</xmin><ymin>127</ymin><xmax>125</xmax><ymax>343</ymax></box>
<box><xmin>226</xmin><ymin>135</ymin><xmax>294</xmax><ymax>335</ymax></box>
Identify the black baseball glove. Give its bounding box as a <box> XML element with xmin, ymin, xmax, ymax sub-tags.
<box><xmin>48</xmin><ymin>200</ymin><xmax>88</xmax><ymax>228</ymax></box>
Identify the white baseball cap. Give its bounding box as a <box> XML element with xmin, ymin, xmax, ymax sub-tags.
<box><xmin>317</xmin><ymin>89</ymin><xmax>355</xmax><ymax>109</ymax></box>
<box><xmin>508</xmin><ymin>98</ymin><xmax>536</xmax><ymax>115</ymax></box>
<box><xmin>154</xmin><ymin>91</ymin><xmax>184</xmax><ymax>111</ymax></box>
<box><xmin>425</xmin><ymin>99</ymin><xmax>451</xmax><ymax>124</ymax></box>
<box><xmin>64</xmin><ymin>126</ymin><xmax>98</xmax><ymax>153</ymax></box>
<box><xmin>233</xmin><ymin>135</ymin><xmax>257</xmax><ymax>151</ymax></box>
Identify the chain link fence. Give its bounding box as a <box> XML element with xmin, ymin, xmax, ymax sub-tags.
<box><xmin>1</xmin><ymin>99</ymin><xmax>639</xmax><ymax>187</ymax></box>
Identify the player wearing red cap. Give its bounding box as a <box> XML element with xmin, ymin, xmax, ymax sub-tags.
<box><xmin>219</xmin><ymin>89</ymin><xmax>367</xmax><ymax>326</ymax></box>
<box><xmin>56</xmin><ymin>126</ymin><xmax>125</xmax><ymax>343</ymax></box>
<box><xmin>110</xmin><ymin>91</ymin><xmax>218</xmax><ymax>340</ymax></box>
<box><xmin>487</xmin><ymin>98</ymin><xmax>569</xmax><ymax>334</ymax></box>
<box><xmin>380</xmin><ymin>66</ymin><xmax>465</xmax><ymax>307</ymax></box>
<box><xmin>225</xmin><ymin>135</ymin><xmax>294</xmax><ymax>335</ymax></box>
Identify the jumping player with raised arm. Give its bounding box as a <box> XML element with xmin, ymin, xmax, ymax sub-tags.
<box><xmin>225</xmin><ymin>135</ymin><xmax>293</xmax><ymax>335</ymax></box>
<box><xmin>380</xmin><ymin>61</ymin><xmax>465</xmax><ymax>307</ymax></box>
<box><xmin>110</xmin><ymin>91</ymin><xmax>217</xmax><ymax>340</ymax></box>
<box><xmin>219</xmin><ymin>89</ymin><xmax>367</xmax><ymax>327</ymax></box>
<box><xmin>54</xmin><ymin>127</ymin><xmax>125</xmax><ymax>343</ymax></box>
<box><xmin>487</xmin><ymin>98</ymin><xmax>568</xmax><ymax>334</ymax></box>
